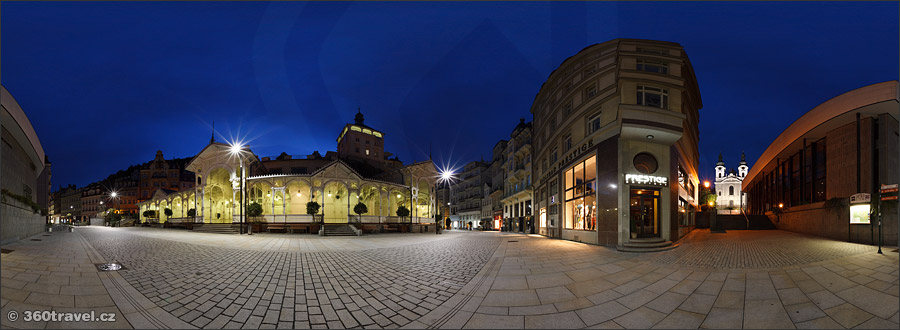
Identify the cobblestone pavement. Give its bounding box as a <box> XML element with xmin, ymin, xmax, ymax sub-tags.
<box><xmin>118</xmin><ymin>227</ymin><xmax>460</xmax><ymax>252</ymax></box>
<box><xmin>77</xmin><ymin>228</ymin><xmax>499</xmax><ymax>329</ymax></box>
<box><xmin>3</xmin><ymin>227</ymin><xmax>898</xmax><ymax>329</ymax></box>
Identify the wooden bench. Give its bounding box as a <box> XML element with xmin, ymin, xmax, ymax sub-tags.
<box><xmin>266</xmin><ymin>223</ymin><xmax>288</xmax><ymax>233</ymax></box>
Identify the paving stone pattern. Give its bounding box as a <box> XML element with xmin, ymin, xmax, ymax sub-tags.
<box><xmin>5</xmin><ymin>227</ymin><xmax>898</xmax><ymax>329</ymax></box>
<box><xmin>646</xmin><ymin>230</ymin><xmax>879</xmax><ymax>268</ymax></box>
<box><xmin>78</xmin><ymin>229</ymin><xmax>500</xmax><ymax>329</ymax></box>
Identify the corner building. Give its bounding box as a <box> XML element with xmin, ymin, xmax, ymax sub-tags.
<box><xmin>531</xmin><ymin>39</ymin><xmax>702</xmax><ymax>249</ymax></box>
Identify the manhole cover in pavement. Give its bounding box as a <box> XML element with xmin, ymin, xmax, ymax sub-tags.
<box><xmin>30</xmin><ymin>239</ymin><xmax>41</xmax><ymax>241</ymax></box>
<box><xmin>96</xmin><ymin>263</ymin><xmax>125</xmax><ymax>271</ymax></box>
<box><xmin>0</xmin><ymin>249</ymin><xmax>13</xmax><ymax>254</ymax></box>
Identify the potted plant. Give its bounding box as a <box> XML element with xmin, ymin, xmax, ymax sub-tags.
<box><xmin>247</xmin><ymin>202</ymin><xmax>263</xmax><ymax>232</ymax></box>
<box><xmin>307</xmin><ymin>200</ymin><xmax>321</xmax><ymax>234</ymax></box>
<box><xmin>396</xmin><ymin>206</ymin><xmax>410</xmax><ymax>232</ymax></box>
<box><xmin>164</xmin><ymin>208</ymin><xmax>173</xmax><ymax>227</ymax></box>
<box><xmin>353</xmin><ymin>202</ymin><xmax>368</xmax><ymax>224</ymax></box>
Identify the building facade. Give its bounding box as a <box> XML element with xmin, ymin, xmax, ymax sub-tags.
<box><xmin>744</xmin><ymin>81</ymin><xmax>899</xmax><ymax>246</ymax></box>
<box><xmin>137</xmin><ymin>111</ymin><xmax>440</xmax><ymax>229</ymax></box>
<box><xmin>500</xmin><ymin>119</ymin><xmax>534</xmax><ymax>233</ymax></box>
<box><xmin>59</xmin><ymin>185</ymin><xmax>83</xmax><ymax>223</ymax></box>
<box><xmin>531</xmin><ymin>39</ymin><xmax>702</xmax><ymax>249</ymax></box>
<box><xmin>1</xmin><ymin>85</ymin><xmax>51</xmax><ymax>244</ymax></box>
<box><xmin>139</xmin><ymin>150</ymin><xmax>194</xmax><ymax>201</ymax></box>
<box><xmin>714</xmin><ymin>153</ymin><xmax>748</xmax><ymax>214</ymax></box>
<box><xmin>451</xmin><ymin>160</ymin><xmax>488</xmax><ymax>229</ymax></box>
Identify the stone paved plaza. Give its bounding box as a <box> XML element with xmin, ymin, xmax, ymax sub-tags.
<box><xmin>1</xmin><ymin>227</ymin><xmax>898</xmax><ymax>329</ymax></box>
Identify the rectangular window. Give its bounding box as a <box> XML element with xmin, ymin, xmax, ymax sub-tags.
<box><xmin>636</xmin><ymin>86</ymin><xmax>669</xmax><ymax>109</ymax></box>
<box><xmin>584</xmin><ymin>83</ymin><xmax>598</xmax><ymax>99</ymax></box>
<box><xmin>587</xmin><ymin>111</ymin><xmax>602</xmax><ymax>135</ymax></box>
<box><xmin>550</xmin><ymin>147</ymin><xmax>558</xmax><ymax>163</ymax></box>
<box><xmin>636</xmin><ymin>47</ymin><xmax>667</xmax><ymax>55</ymax></box>
<box><xmin>636</xmin><ymin>59</ymin><xmax>669</xmax><ymax>74</ymax></box>
<box><xmin>564</xmin><ymin>156</ymin><xmax>597</xmax><ymax>231</ymax></box>
<box><xmin>564</xmin><ymin>134</ymin><xmax>572</xmax><ymax>151</ymax></box>
<box><xmin>583</xmin><ymin>65</ymin><xmax>597</xmax><ymax>77</ymax></box>
<box><xmin>366</xmin><ymin>149</ymin><xmax>370</xmax><ymax>155</ymax></box>
<box><xmin>791</xmin><ymin>153</ymin><xmax>801</xmax><ymax>206</ymax></box>
<box><xmin>563</xmin><ymin>101</ymin><xmax>573</xmax><ymax>116</ymax></box>
<box><xmin>813</xmin><ymin>138</ymin><xmax>827</xmax><ymax>202</ymax></box>
<box><xmin>804</xmin><ymin>144</ymin><xmax>813</xmax><ymax>204</ymax></box>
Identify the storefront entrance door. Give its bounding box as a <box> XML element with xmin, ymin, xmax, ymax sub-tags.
<box><xmin>629</xmin><ymin>189</ymin><xmax>660</xmax><ymax>238</ymax></box>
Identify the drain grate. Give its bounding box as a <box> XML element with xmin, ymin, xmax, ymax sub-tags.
<box><xmin>30</xmin><ymin>239</ymin><xmax>41</xmax><ymax>241</ymax></box>
<box><xmin>96</xmin><ymin>263</ymin><xmax>125</xmax><ymax>271</ymax></box>
<box><xmin>507</xmin><ymin>240</ymin><xmax>518</xmax><ymax>243</ymax></box>
<box><xmin>42</xmin><ymin>234</ymin><xmax>51</xmax><ymax>237</ymax></box>
<box><xmin>1</xmin><ymin>249</ymin><xmax>13</xmax><ymax>254</ymax></box>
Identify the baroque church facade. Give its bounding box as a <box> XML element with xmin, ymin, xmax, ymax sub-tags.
<box><xmin>714</xmin><ymin>153</ymin><xmax>748</xmax><ymax>214</ymax></box>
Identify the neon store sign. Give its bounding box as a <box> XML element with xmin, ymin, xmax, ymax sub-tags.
<box><xmin>625</xmin><ymin>174</ymin><xmax>668</xmax><ymax>186</ymax></box>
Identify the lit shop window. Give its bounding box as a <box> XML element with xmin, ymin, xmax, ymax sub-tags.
<box><xmin>564</xmin><ymin>156</ymin><xmax>597</xmax><ymax>231</ymax></box>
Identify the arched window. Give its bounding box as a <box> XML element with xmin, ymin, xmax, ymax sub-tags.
<box><xmin>729</xmin><ymin>186</ymin><xmax>734</xmax><ymax>196</ymax></box>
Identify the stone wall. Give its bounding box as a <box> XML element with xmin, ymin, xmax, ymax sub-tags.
<box><xmin>769</xmin><ymin>200</ymin><xmax>898</xmax><ymax>246</ymax></box>
<box><xmin>1</xmin><ymin>199</ymin><xmax>45</xmax><ymax>245</ymax></box>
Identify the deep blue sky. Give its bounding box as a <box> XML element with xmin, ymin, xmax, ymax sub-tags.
<box><xmin>2</xmin><ymin>1</ymin><xmax>897</xmax><ymax>189</ymax></box>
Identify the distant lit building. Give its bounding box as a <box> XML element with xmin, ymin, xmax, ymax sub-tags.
<box><xmin>500</xmin><ymin>119</ymin><xmax>533</xmax><ymax>233</ymax></box>
<box><xmin>744</xmin><ymin>81</ymin><xmax>898</xmax><ymax>246</ymax></box>
<box><xmin>452</xmin><ymin>160</ymin><xmax>488</xmax><ymax>229</ymax></box>
<box><xmin>714</xmin><ymin>153</ymin><xmax>748</xmax><ymax>214</ymax></box>
<box><xmin>138</xmin><ymin>150</ymin><xmax>195</xmax><ymax>200</ymax></box>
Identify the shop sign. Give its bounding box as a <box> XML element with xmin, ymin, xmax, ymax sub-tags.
<box><xmin>547</xmin><ymin>140</ymin><xmax>595</xmax><ymax>176</ymax></box>
<box><xmin>625</xmin><ymin>174</ymin><xmax>668</xmax><ymax>186</ymax></box>
<box><xmin>881</xmin><ymin>184</ymin><xmax>898</xmax><ymax>193</ymax></box>
<box><xmin>850</xmin><ymin>193</ymin><xmax>870</xmax><ymax>204</ymax></box>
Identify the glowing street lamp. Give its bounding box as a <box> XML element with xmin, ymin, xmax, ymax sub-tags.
<box><xmin>229</xmin><ymin>142</ymin><xmax>247</xmax><ymax>234</ymax></box>
<box><xmin>703</xmin><ymin>181</ymin><xmax>710</xmax><ymax>188</ymax></box>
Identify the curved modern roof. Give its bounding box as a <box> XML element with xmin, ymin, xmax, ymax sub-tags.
<box><xmin>743</xmin><ymin>81</ymin><xmax>899</xmax><ymax>189</ymax></box>
<box><xmin>1</xmin><ymin>85</ymin><xmax>45</xmax><ymax>170</ymax></box>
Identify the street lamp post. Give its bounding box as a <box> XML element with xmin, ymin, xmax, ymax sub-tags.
<box><xmin>230</xmin><ymin>142</ymin><xmax>247</xmax><ymax>234</ymax></box>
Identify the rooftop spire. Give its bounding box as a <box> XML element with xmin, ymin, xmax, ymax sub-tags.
<box><xmin>740</xmin><ymin>151</ymin><xmax>747</xmax><ymax>165</ymax></box>
<box><xmin>354</xmin><ymin>108</ymin><xmax>365</xmax><ymax>125</ymax></box>
<box><xmin>210</xmin><ymin>121</ymin><xmax>215</xmax><ymax>144</ymax></box>
<box><xmin>716</xmin><ymin>152</ymin><xmax>725</xmax><ymax>166</ymax></box>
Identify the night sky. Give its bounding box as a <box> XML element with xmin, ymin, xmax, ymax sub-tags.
<box><xmin>2</xmin><ymin>1</ymin><xmax>897</xmax><ymax>189</ymax></box>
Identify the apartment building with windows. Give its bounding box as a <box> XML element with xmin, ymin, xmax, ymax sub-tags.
<box><xmin>531</xmin><ymin>39</ymin><xmax>702</xmax><ymax>251</ymax></box>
